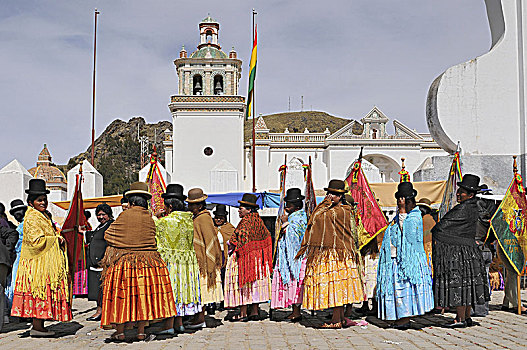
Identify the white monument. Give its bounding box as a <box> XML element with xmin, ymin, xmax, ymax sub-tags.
<box><xmin>424</xmin><ymin>0</ymin><xmax>526</xmax><ymax>192</ymax></box>
<box><xmin>67</xmin><ymin>160</ymin><xmax>103</xmax><ymax>199</ymax></box>
<box><xmin>0</xmin><ymin>159</ymin><xmax>32</xmax><ymax>206</ymax></box>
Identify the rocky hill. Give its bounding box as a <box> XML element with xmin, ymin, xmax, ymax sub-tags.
<box><xmin>64</xmin><ymin>117</ymin><xmax>172</xmax><ymax>195</ymax></box>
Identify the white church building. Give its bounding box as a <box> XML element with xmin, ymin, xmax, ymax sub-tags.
<box><xmin>162</xmin><ymin>16</ymin><xmax>447</xmax><ymax>193</ymax></box>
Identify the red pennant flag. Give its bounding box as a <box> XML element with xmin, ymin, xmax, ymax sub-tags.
<box><xmin>146</xmin><ymin>148</ymin><xmax>167</xmax><ymax>215</ymax></box>
<box><xmin>345</xmin><ymin>152</ymin><xmax>388</xmax><ymax>248</ymax></box>
<box><xmin>62</xmin><ymin>168</ymin><xmax>89</xmax><ymax>277</ymax></box>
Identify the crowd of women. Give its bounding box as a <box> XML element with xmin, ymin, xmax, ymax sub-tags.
<box><xmin>1</xmin><ymin>172</ymin><xmax>512</xmax><ymax>339</ymax></box>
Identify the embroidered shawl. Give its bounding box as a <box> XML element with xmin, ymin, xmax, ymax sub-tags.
<box><xmin>376</xmin><ymin>207</ymin><xmax>431</xmax><ymax>297</ymax></box>
<box><xmin>192</xmin><ymin>210</ymin><xmax>223</xmax><ymax>286</ymax></box>
<box><xmin>17</xmin><ymin>206</ymin><xmax>69</xmax><ymax>300</ymax></box>
<box><xmin>277</xmin><ymin>209</ymin><xmax>307</xmax><ymax>285</ymax></box>
<box><xmin>230</xmin><ymin>212</ymin><xmax>272</xmax><ymax>286</ymax></box>
<box><xmin>296</xmin><ymin>198</ymin><xmax>360</xmax><ymax>264</ymax></box>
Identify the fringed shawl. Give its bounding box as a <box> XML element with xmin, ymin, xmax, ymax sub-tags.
<box><xmin>17</xmin><ymin>206</ymin><xmax>69</xmax><ymax>301</ymax></box>
<box><xmin>376</xmin><ymin>207</ymin><xmax>429</xmax><ymax>298</ymax></box>
<box><xmin>101</xmin><ymin>206</ymin><xmax>164</xmax><ymax>279</ymax></box>
<box><xmin>296</xmin><ymin>198</ymin><xmax>361</xmax><ymax>265</ymax></box>
<box><xmin>192</xmin><ymin>210</ymin><xmax>223</xmax><ymax>287</ymax></box>
<box><xmin>277</xmin><ymin>209</ymin><xmax>307</xmax><ymax>285</ymax></box>
<box><xmin>231</xmin><ymin>212</ymin><xmax>272</xmax><ymax>286</ymax></box>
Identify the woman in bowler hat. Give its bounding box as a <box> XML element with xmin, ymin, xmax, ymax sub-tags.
<box><xmin>432</xmin><ymin>174</ymin><xmax>490</xmax><ymax>328</ymax></box>
<box><xmin>11</xmin><ymin>179</ymin><xmax>72</xmax><ymax>337</ymax></box>
<box><xmin>376</xmin><ymin>181</ymin><xmax>434</xmax><ymax>329</ymax></box>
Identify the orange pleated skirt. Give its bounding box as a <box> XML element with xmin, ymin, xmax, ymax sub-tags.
<box><xmin>11</xmin><ymin>279</ymin><xmax>72</xmax><ymax>321</ymax></box>
<box><xmin>101</xmin><ymin>253</ymin><xmax>177</xmax><ymax>326</ymax></box>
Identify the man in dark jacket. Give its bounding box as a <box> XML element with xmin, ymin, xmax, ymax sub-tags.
<box><xmin>0</xmin><ymin>225</ymin><xmax>18</xmax><ymax>330</ymax></box>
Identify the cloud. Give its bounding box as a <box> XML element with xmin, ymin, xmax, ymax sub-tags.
<box><xmin>0</xmin><ymin>0</ymin><xmax>490</xmax><ymax>170</ymax></box>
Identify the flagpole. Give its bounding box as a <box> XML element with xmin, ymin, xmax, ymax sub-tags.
<box><xmin>91</xmin><ymin>9</ymin><xmax>100</xmax><ymax>165</ymax></box>
<box><xmin>251</xmin><ymin>9</ymin><xmax>257</xmax><ymax>192</ymax></box>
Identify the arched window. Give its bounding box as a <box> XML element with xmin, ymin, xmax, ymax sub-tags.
<box><xmin>206</xmin><ymin>30</ymin><xmax>213</xmax><ymax>43</ymax></box>
<box><xmin>193</xmin><ymin>75</ymin><xmax>203</xmax><ymax>95</ymax></box>
<box><xmin>214</xmin><ymin>75</ymin><xmax>224</xmax><ymax>95</ymax></box>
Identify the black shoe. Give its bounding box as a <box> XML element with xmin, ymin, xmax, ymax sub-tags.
<box><xmin>86</xmin><ymin>315</ymin><xmax>101</xmax><ymax>322</ymax></box>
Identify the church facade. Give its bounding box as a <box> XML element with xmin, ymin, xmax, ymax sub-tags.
<box><xmin>164</xmin><ymin>16</ymin><xmax>448</xmax><ymax>193</ymax></box>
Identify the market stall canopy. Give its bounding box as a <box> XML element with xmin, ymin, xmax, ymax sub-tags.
<box><xmin>53</xmin><ymin>194</ymin><xmax>123</xmax><ymax>210</ymax></box>
<box><xmin>369</xmin><ymin>181</ymin><xmax>446</xmax><ymax>208</ymax></box>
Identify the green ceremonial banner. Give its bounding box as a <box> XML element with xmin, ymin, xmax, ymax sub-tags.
<box><xmin>489</xmin><ymin>173</ymin><xmax>527</xmax><ymax>274</ymax></box>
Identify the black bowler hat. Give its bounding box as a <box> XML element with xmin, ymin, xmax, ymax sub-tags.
<box><xmin>9</xmin><ymin>199</ymin><xmax>27</xmax><ymax>215</ymax></box>
<box><xmin>162</xmin><ymin>184</ymin><xmax>187</xmax><ymax>201</ymax></box>
<box><xmin>395</xmin><ymin>182</ymin><xmax>417</xmax><ymax>199</ymax></box>
<box><xmin>457</xmin><ymin>174</ymin><xmax>481</xmax><ymax>193</ymax></box>
<box><xmin>324</xmin><ymin>179</ymin><xmax>347</xmax><ymax>194</ymax></box>
<box><xmin>25</xmin><ymin>179</ymin><xmax>50</xmax><ymax>195</ymax></box>
<box><xmin>284</xmin><ymin>188</ymin><xmax>305</xmax><ymax>202</ymax></box>
<box><xmin>238</xmin><ymin>193</ymin><xmax>259</xmax><ymax>208</ymax></box>
<box><xmin>213</xmin><ymin>204</ymin><xmax>228</xmax><ymax>217</ymax></box>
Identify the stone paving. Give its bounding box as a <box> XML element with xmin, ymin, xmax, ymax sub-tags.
<box><xmin>0</xmin><ymin>291</ymin><xmax>526</xmax><ymax>349</ymax></box>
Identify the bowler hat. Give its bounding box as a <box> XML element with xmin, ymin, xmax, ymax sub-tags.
<box><xmin>125</xmin><ymin>182</ymin><xmax>152</xmax><ymax>199</ymax></box>
<box><xmin>9</xmin><ymin>199</ymin><xmax>27</xmax><ymax>215</ymax></box>
<box><xmin>25</xmin><ymin>179</ymin><xmax>50</xmax><ymax>195</ymax></box>
<box><xmin>213</xmin><ymin>204</ymin><xmax>228</xmax><ymax>217</ymax></box>
<box><xmin>284</xmin><ymin>188</ymin><xmax>305</xmax><ymax>202</ymax></box>
<box><xmin>416</xmin><ymin>197</ymin><xmax>432</xmax><ymax>210</ymax></box>
<box><xmin>186</xmin><ymin>188</ymin><xmax>208</xmax><ymax>203</ymax></box>
<box><xmin>238</xmin><ymin>193</ymin><xmax>259</xmax><ymax>208</ymax></box>
<box><xmin>324</xmin><ymin>179</ymin><xmax>347</xmax><ymax>194</ymax></box>
<box><xmin>162</xmin><ymin>184</ymin><xmax>187</xmax><ymax>200</ymax></box>
<box><xmin>457</xmin><ymin>174</ymin><xmax>481</xmax><ymax>193</ymax></box>
<box><xmin>395</xmin><ymin>182</ymin><xmax>417</xmax><ymax>199</ymax></box>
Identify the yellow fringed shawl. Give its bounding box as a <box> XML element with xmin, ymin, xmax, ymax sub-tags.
<box><xmin>16</xmin><ymin>206</ymin><xmax>70</xmax><ymax>301</ymax></box>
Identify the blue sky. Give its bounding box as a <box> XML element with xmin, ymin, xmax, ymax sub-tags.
<box><xmin>0</xmin><ymin>0</ymin><xmax>490</xmax><ymax>169</ymax></box>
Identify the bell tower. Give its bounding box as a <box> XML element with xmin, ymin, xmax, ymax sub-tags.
<box><xmin>167</xmin><ymin>15</ymin><xmax>246</xmax><ymax>193</ymax></box>
<box><xmin>174</xmin><ymin>15</ymin><xmax>242</xmax><ymax>96</ymax></box>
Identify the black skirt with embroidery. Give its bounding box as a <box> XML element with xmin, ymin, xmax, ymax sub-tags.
<box><xmin>432</xmin><ymin>240</ymin><xmax>490</xmax><ymax>308</ymax></box>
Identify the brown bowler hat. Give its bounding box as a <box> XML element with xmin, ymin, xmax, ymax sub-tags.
<box><xmin>324</xmin><ymin>179</ymin><xmax>347</xmax><ymax>194</ymax></box>
<box><xmin>125</xmin><ymin>182</ymin><xmax>152</xmax><ymax>199</ymax></box>
<box><xmin>238</xmin><ymin>193</ymin><xmax>259</xmax><ymax>208</ymax></box>
<box><xmin>186</xmin><ymin>188</ymin><xmax>208</xmax><ymax>203</ymax></box>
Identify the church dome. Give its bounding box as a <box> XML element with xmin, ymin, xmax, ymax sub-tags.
<box><xmin>28</xmin><ymin>144</ymin><xmax>67</xmax><ymax>187</ymax></box>
<box><xmin>201</xmin><ymin>15</ymin><xmax>217</xmax><ymax>23</ymax></box>
<box><xmin>190</xmin><ymin>46</ymin><xmax>227</xmax><ymax>59</ymax></box>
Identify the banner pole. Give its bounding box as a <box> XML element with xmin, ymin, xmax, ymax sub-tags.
<box><xmin>518</xmin><ymin>274</ymin><xmax>522</xmax><ymax>315</ymax></box>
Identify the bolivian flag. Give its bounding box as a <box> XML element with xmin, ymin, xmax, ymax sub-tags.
<box><xmin>489</xmin><ymin>172</ymin><xmax>527</xmax><ymax>274</ymax></box>
<box><xmin>246</xmin><ymin>26</ymin><xmax>257</xmax><ymax>120</ymax></box>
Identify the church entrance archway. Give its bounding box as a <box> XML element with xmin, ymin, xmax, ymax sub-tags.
<box><xmin>363</xmin><ymin>154</ymin><xmax>400</xmax><ymax>182</ymax></box>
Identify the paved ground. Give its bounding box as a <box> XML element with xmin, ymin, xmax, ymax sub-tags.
<box><xmin>0</xmin><ymin>291</ymin><xmax>526</xmax><ymax>349</ymax></box>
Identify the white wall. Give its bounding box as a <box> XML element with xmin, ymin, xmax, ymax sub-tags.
<box><xmin>172</xmin><ymin>111</ymin><xmax>244</xmax><ymax>193</ymax></box>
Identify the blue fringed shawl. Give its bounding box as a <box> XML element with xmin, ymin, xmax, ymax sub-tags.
<box><xmin>376</xmin><ymin>207</ymin><xmax>427</xmax><ymax>297</ymax></box>
<box><xmin>277</xmin><ymin>209</ymin><xmax>308</xmax><ymax>285</ymax></box>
